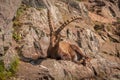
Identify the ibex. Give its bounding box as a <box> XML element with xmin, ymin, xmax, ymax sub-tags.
<box><xmin>47</xmin><ymin>9</ymin><xmax>89</xmax><ymax>65</ymax></box>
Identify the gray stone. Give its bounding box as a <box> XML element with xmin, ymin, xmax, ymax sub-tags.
<box><xmin>0</xmin><ymin>0</ymin><xmax>21</xmax><ymax>68</ymax></box>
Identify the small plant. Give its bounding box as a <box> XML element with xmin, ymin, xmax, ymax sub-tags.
<box><xmin>0</xmin><ymin>61</ymin><xmax>5</xmax><ymax>80</ymax></box>
<box><xmin>36</xmin><ymin>7</ymin><xmax>44</xmax><ymax>11</ymax></box>
<box><xmin>76</xmin><ymin>0</ymin><xmax>81</xmax><ymax>1</ymax></box>
<box><xmin>13</xmin><ymin>20</ymin><xmax>22</xmax><ymax>27</ymax></box>
<box><xmin>117</xmin><ymin>18</ymin><xmax>120</xmax><ymax>23</ymax></box>
<box><xmin>12</xmin><ymin>32</ymin><xmax>21</xmax><ymax>42</ymax></box>
<box><xmin>9</xmin><ymin>58</ymin><xmax>19</xmax><ymax>75</ymax></box>
<box><xmin>16</xmin><ymin>4</ymin><xmax>28</xmax><ymax>18</ymax></box>
<box><xmin>0</xmin><ymin>58</ymin><xmax>19</xmax><ymax>80</ymax></box>
<box><xmin>13</xmin><ymin>4</ymin><xmax>28</xmax><ymax>41</ymax></box>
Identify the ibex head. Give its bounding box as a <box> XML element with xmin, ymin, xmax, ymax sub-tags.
<box><xmin>51</xmin><ymin>33</ymin><xmax>61</xmax><ymax>47</ymax></box>
<box><xmin>47</xmin><ymin>9</ymin><xmax>82</xmax><ymax>47</ymax></box>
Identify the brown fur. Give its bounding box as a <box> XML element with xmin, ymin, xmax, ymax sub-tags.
<box><xmin>48</xmin><ymin>40</ymin><xmax>89</xmax><ymax>65</ymax></box>
<box><xmin>46</xmin><ymin>9</ymin><xmax>89</xmax><ymax>65</ymax></box>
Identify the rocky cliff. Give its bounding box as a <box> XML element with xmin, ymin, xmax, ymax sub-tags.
<box><xmin>0</xmin><ymin>0</ymin><xmax>21</xmax><ymax>70</ymax></box>
<box><xmin>0</xmin><ymin>0</ymin><xmax>120</xmax><ymax>80</ymax></box>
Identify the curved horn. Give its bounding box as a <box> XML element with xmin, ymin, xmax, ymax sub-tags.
<box><xmin>47</xmin><ymin>9</ymin><xmax>54</xmax><ymax>36</ymax></box>
<box><xmin>55</xmin><ymin>16</ymin><xmax>82</xmax><ymax>35</ymax></box>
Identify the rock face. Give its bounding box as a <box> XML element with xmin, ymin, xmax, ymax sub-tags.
<box><xmin>0</xmin><ymin>0</ymin><xmax>21</xmax><ymax>68</ymax></box>
<box><xmin>1</xmin><ymin>0</ymin><xmax>120</xmax><ymax>80</ymax></box>
<box><xmin>85</xmin><ymin>0</ymin><xmax>120</xmax><ymax>18</ymax></box>
<box><xmin>84</xmin><ymin>0</ymin><xmax>120</xmax><ymax>23</ymax></box>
